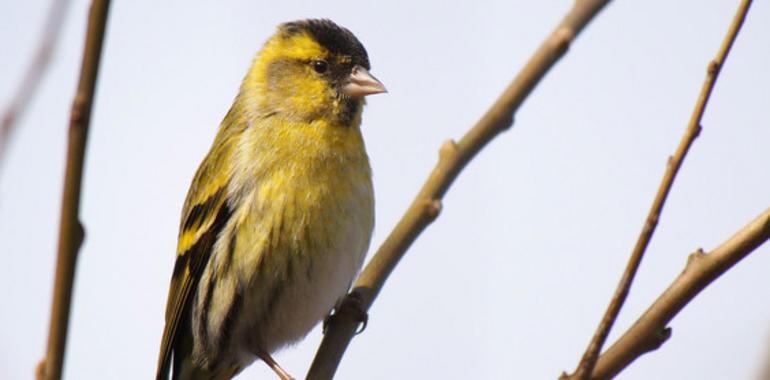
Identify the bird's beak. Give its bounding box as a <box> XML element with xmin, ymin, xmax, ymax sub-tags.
<box><xmin>341</xmin><ymin>65</ymin><xmax>387</xmax><ymax>98</ymax></box>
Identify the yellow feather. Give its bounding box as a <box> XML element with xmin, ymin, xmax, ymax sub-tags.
<box><xmin>158</xmin><ymin>19</ymin><xmax>380</xmax><ymax>380</ymax></box>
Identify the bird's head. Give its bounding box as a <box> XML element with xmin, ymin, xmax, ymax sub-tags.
<box><xmin>244</xmin><ymin>19</ymin><xmax>386</xmax><ymax>124</ymax></box>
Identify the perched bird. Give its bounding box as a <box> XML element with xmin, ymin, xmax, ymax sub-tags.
<box><xmin>156</xmin><ymin>19</ymin><xmax>385</xmax><ymax>380</ymax></box>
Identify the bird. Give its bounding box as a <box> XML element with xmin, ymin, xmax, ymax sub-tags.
<box><xmin>155</xmin><ymin>19</ymin><xmax>386</xmax><ymax>380</ymax></box>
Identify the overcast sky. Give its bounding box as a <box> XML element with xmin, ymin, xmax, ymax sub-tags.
<box><xmin>2</xmin><ymin>1</ymin><xmax>769</xmax><ymax>379</ymax></box>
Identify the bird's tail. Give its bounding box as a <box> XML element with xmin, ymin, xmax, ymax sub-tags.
<box><xmin>172</xmin><ymin>357</ymin><xmax>221</xmax><ymax>380</ymax></box>
<box><xmin>170</xmin><ymin>351</ymin><xmax>241</xmax><ymax>380</ymax></box>
<box><xmin>158</xmin><ymin>316</ymin><xmax>241</xmax><ymax>380</ymax></box>
<box><xmin>170</xmin><ymin>332</ymin><xmax>241</xmax><ymax>380</ymax></box>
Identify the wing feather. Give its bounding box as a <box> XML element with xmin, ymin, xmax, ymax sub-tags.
<box><xmin>156</xmin><ymin>106</ymin><xmax>266</xmax><ymax>379</ymax></box>
<box><xmin>156</xmin><ymin>189</ymin><xmax>231</xmax><ymax>380</ymax></box>
<box><xmin>156</xmin><ymin>121</ymin><xmax>238</xmax><ymax>379</ymax></box>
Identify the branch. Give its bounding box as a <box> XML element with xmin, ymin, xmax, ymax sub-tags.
<box><xmin>758</xmin><ymin>337</ymin><xmax>770</xmax><ymax>380</ymax></box>
<box><xmin>591</xmin><ymin>207</ymin><xmax>770</xmax><ymax>379</ymax></box>
<box><xmin>39</xmin><ymin>1</ymin><xmax>111</xmax><ymax>379</ymax></box>
<box><xmin>0</xmin><ymin>0</ymin><xmax>71</xmax><ymax>166</ymax></box>
<box><xmin>306</xmin><ymin>1</ymin><xmax>613</xmax><ymax>378</ymax></box>
<box><xmin>563</xmin><ymin>1</ymin><xmax>754</xmax><ymax>378</ymax></box>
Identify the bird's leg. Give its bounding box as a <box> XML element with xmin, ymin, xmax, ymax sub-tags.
<box><xmin>256</xmin><ymin>350</ymin><xmax>295</xmax><ymax>380</ymax></box>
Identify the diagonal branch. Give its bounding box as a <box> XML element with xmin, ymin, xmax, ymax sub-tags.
<box><xmin>562</xmin><ymin>0</ymin><xmax>751</xmax><ymax>380</ymax></box>
<box><xmin>591</xmin><ymin>207</ymin><xmax>770</xmax><ymax>379</ymax></box>
<box><xmin>39</xmin><ymin>1</ymin><xmax>111</xmax><ymax>379</ymax></box>
<box><xmin>306</xmin><ymin>1</ymin><xmax>613</xmax><ymax>379</ymax></box>
<box><xmin>563</xmin><ymin>1</ymin><xmax>754</xmax><ymax>379</ymax></box>
<box><xmin>1</xmin><ymin>0</ymin><xmax>72</xmax><ymax>166</ymax></box>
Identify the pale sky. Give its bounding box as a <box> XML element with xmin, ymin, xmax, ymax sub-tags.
<box><xmin>2</xmin><ymin>1</ymin><xmax>769</xmax><ymax>379</ymax></box>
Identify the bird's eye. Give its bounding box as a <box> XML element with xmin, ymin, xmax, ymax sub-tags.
<box><xmin>311</xmin><ymin>60</ymin><xmax>328</xmax><ymax>74</ymax></box>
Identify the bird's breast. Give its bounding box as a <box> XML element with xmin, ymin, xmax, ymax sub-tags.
<box><xmin>225</xmin><ymin>124</ymin><xmax>374</xmax><ymax>356</ymax></box>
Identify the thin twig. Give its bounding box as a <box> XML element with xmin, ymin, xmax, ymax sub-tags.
<box><xmin>306</xmin><ymin>1</ymin><xmax>613</xmax><ymax>378</ymax></box>
<box><xmin>564</xmin><ymin>1</ymin><xmax>754</xmax><ymax>379</ymax></box>
<box><xmin>39</xmin><ymin>1</ymin><xmax>111</xmax><ymax>379</ymax></box>
<box><xmin>757</xmin><ymin>338</ymin><xmax>770</xmax><ymax>380</ymax></box>
<box><xmin>0</xmin><ymin>0</ymin><xmax>71</xmax><ymax>165</ymax></box>
<box><xmin>591</xmin><ymin>207</ymin><xmax>770</xmax><ymax>379</ymax></box>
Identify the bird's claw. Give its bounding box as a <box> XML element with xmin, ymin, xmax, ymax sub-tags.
<box><xmin>323</xmin><ymin>290</ymin><xmax>369</xmax><ymax>335</ymax></box>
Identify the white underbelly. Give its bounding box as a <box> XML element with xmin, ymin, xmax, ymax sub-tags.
<box><xmin>224</xmin><ymin>181</ymin><xmax>374</xmax><ymax>364</ymax></box>
<box><xmin>258</xmin><ymin>215</ymin><xmax>370</xmax><ymax>352</ymax></box>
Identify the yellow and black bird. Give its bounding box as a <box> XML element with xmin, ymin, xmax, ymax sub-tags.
<box><xmin>156</xmin><ymin>19</ymin><xmax>385</xmax><ymax>380</ymax></box>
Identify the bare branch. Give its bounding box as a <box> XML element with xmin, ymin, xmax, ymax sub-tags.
<box><xmin>757</xmin><ymin>336</ymin><xmax>770</xmax><ymax>380</ymax></box>
<box><xmin>564</xmin><ymin>1</ymin><xmax>754</xmax><ymax>378</ymax></box>
<box><xmin>39</xmin><ymin>1</ymin><xmax>111</xmax><ymax>379</ymax></box>
<box><xmin>0</xmin><ymin>0</ymin><xmax>71</xmax><ymax>165</ymax></box>
<box><xmin>591</xmin><ymin>207</ymin><xmax>770</xmax><ymax>379</ymax></box>
<box><xmin>306</xmin><ymin>1</ymin><xmax>613</xmax><ymax>378</ymax></box>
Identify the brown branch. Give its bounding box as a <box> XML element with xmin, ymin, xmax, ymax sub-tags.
<box><xmin>758</xmin><ymin>336</ymin><xmax>770</xmax><ymax>380</ymax></box>
<box><xmin>0</xmin><ymin>0</ymin><xmax>71</xmax><ymax>165</ymax></box>
<box><xmin>563</xmin><ymin>1</ymin><xmax>754</xmax><ymax>379</ymax></box>
<box><xmin>306</xmin><ymin>1</ymin><xmax>613</xmax><ymax>378</ymax></box>
<box><xmin>591</xmin><ymin>207</ymin><xmax>770</xmax><ymax>379</ymax></box>
<box><xmin>39</xmin><ymin>1</ymin><xmax>111</xmax><ymax>379</ymax></box>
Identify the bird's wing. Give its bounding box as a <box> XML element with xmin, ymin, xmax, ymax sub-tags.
<box><xmin>156</xmin><ymin>130</ymin><xmax>236</xmax><ymax>380</ymax></box>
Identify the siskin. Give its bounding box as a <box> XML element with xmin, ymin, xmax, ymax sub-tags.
<box><xmin>156</xmin><ymin>19</ymin><xmax>386</xmax><ymax>380</ymax></box>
